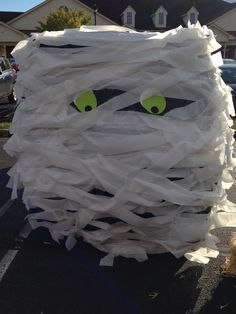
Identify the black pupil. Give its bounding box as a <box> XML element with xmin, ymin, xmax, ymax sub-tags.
<box><xmin>151</xmin><ymin>106</ymin><xmax>159</xmax><ymax>114</ymax></box>
<box><xmin>85</xmin><ymin>105</ymin><xmax>92</xmax><ymax>112</ymax></box>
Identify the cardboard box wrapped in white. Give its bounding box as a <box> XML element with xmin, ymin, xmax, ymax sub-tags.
<box><xmin>5</xmin><ymin>24</ymin><xmax>236</xmax><ymax>265</ymax></box>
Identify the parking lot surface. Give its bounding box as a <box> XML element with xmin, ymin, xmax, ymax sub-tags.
<box><xmin>0</xmin><ymin>138</ymin><xmax>236</xmax><ymax>314</ymax></box>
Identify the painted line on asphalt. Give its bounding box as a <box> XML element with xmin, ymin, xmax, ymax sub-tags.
<box><xmin>18</xmin><ymin>221</ymin><xmax>32</xmax><ymax>239</ymax></box>
<box><xmin>0</xmin><ymin>199</ymin><xmax>15</xmax><ymax>218</ymax></box>
<box><xmin>0</xmin><ymin>250</ymin><xmax>18</xmax><ymax>282</ymax></box>
<box><xmin>0</xmin><ymin>221</ymin><xmax>32</xmax><ymax>282</ymax></box>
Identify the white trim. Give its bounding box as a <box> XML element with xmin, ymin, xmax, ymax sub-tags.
<box><xmin>182</xmin><ymin>6</ymin><xmax>199</xmax><ymax>26</ymax></box>
<box><xmin>121</xmin><ymin>5</ymin><xmax>136</xmax><ymax>28</ymax></box>
<box><xmin>206</xmin><ymin>6</ymin><xmax>236</xmax><ymax>25</ymax></box>
<box><xmin>151</xmin><ymin>6</ymin><xmax>168</xmax><ymax>28</ymax></box>
<box><xmin>209</xmin><ymin>23</ymin><xmax>234</xmax><ymax>39</ymax></box>
<box><xmin>7</xmin><ymin>0</ymin><xmax>52</xmax><ymax>25</ymax></box>
<box><xmin>0</xmin><ymin>21</ymin><xmax>27</xmax><ymax>38</ymax></box>
<box><xmin>7</xmin><ymin>0</ymin><xmax>118</xmax><ymax>26</ymax></box>
<box><xmin>186</xmin><ymin>6</ymin><xmax>199</xmax><ymax>16</ymax></box>
<box><xmin>122</xmin><ymin>24</ymin><xmax>135</xmax><ymax>30</ymax></box>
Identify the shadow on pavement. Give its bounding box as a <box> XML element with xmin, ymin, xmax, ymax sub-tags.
<box><xmin>199</xmin><ymin>276</ymin><xmax>236</xmax><ymax>314</ymax></box>
<box><xmin>0</xmin><ymin>227</ymin><xmax>202</xmax><ymax>314</ymax></box>
<box><xmin>0</xmin><ymin>168</ymin><xmax>203</xmax><ymax>314</ymax></box>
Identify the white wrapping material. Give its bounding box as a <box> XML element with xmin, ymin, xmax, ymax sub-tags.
<box><xmin>4</xmin><ymin>24</ymin><xmax>236</xmax><ymax>265</ymax></box>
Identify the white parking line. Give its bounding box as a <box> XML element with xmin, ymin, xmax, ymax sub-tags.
<box><xmin>0</xmin><ymin>250</ymin><xmax>18</xmax><ymax>282</ymax></box>
<box><xmin>0</xmin><ymin>199</ymin><xmax>15</xmax><ymax>218</ymax></box>
<box><xmin>0</xmin><ymin>221</ymin><xmax>32</xmax><ymax>282</ymax></box>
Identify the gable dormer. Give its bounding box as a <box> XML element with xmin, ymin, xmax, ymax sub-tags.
<box><xmin>121</xmin><ymin>5</ymin><xmax>136</xmax><ymax>28</ymax></box>
<box><xmin>182</xmin><ymin>6</ymin><xmax>199</xmax><ymax>26</ymax></box>
<box><xmin>151</xmin><ymin>6</ymin><xmax>168</xmax><ymax>28</ymax></box>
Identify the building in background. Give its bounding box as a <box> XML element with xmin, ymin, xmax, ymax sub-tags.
<box><xmin>0</xmin><ymin>0</ymin><xmax>236</xmax><ymax>58</ymax></box>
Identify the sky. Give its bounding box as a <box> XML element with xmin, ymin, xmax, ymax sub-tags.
<box><xmin>0</xmin><ymin>0</ymin><xmax>236</xmax><ymax>12</ymax></box>
<box><xmin>0</xmin><ymin>0</ymin><xmax>45</xmax><ymax>12</ymax></box>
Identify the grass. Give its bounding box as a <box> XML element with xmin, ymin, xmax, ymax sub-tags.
<box><xmin>0</xmin><ymin>122</ymin><xmax>10</xmax><ymax>130</ymax></box>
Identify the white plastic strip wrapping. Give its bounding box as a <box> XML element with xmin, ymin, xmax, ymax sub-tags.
<box><xmin>4</xmin><ymin>24</ymin><xmax>236</xmax><ymax>266</ymax></box>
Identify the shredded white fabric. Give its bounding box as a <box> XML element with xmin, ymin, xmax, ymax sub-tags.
<box><xmin>4</xmin><ymin>23</ymin><xmax>236</xmax><ymax>266</ymax></box>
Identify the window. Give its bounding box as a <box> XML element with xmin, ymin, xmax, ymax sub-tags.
<box><xmin>152</xmin><ymin>6</ymin><xmax>167</xmax><ymax>28</ymax></box>
<box><xmin>121</xmin><ymin>6</ymin><xmax>136</xmax><ymax>27</ymax></box>
<box><xmin>159</xmin><ymin>12</ymin><xmax>164</xmax><ymax>25</ymax></box>
<box><xmin>182</xmin><ymin>7</ymin><xmax>199</xmax><ymax>26</ymax></box>
<box><xmin>59</xmin><ymin>6</ymin><xmax>69</xmax><ymax>12</ymax></box>
<box><xmin>190</xmin><ymin>12</ymin><xmax>196</xmax><ymax>24</ymax></box>
<box><xmin>127</xmin><ymin>12</ymin><xmax>133</xmax><ymax>25</ymax></box>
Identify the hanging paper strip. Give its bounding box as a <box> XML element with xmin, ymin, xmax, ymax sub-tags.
<box><xmin>4</xmin><ymin>24</ymin><xmax>236</xmax><ymax>266</ymax></box>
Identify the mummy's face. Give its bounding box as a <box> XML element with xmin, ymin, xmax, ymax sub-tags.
<box><xmin>70</xmin><ymin>89</ymin><xmax>193</xmax><ymax>115</ymax></box>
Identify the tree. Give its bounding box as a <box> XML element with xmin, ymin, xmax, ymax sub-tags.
<box><xmin>37</xmin><ymin>8</ymin><xmax>92</xmax><ymax>32</ymax></box>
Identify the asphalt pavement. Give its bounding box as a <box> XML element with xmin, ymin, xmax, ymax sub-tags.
<box><xmin>0</xmin><ymin>137</ymin><xmax>236</xmax><ymax>314</ymax></box>
<box><xmin>0</xmin><ymin>102</ymin><xmax>16</xmax><ymax>122</ymax></box>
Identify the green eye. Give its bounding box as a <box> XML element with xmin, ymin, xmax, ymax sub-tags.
<box><xmin>141</xmin><ymin>95</ymin><xmax>166</xmax><ymax>114</ymax></box>
<box><xmin>74</xmin><ymin>90</ymin><xmax>97</xmax><ymax>112</ymax></box>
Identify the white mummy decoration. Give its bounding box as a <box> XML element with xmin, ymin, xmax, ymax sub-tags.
<box><xmin>4</xmin><ymin>24</ymin><xmax>236</xmax><ymax>266</ymax></box>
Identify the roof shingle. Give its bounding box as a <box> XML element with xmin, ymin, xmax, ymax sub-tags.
<box><xmin>0</xmin><ymin>11</ymin><xmax>22</xmax><ymax>23</ymax></box>
<box><xmin>81</xmin><ymin>0</ymin><xmax>236</xmax><ymax>30</ymax></box>
<box><xmin>0</xmin><ymin>1</ymin><xmax>235</xmax><ymax>31</ymax></box>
